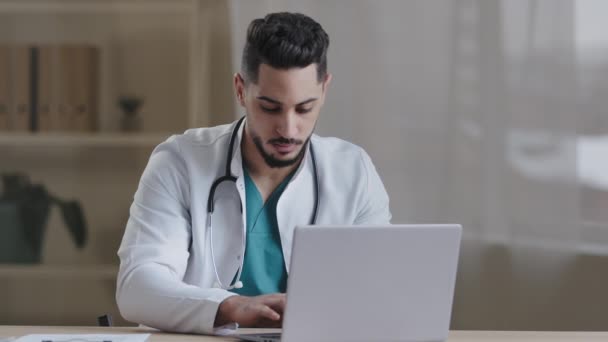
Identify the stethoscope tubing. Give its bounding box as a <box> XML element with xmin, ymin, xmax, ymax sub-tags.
<box><xmin>207</xmin><ymin>116</ymin><xmax>319</xmax><ymax>290</ymax></box>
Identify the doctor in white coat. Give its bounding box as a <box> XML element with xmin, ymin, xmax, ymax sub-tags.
<box><xmin>116</xmin><ymin>12</ymin><xmax>391</xmax><ymax>335</ymax></box>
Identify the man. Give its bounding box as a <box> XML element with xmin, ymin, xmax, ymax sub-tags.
<box><xmin>116</xmin><ymin>12</ymin><xmax>391</xmax><ymax>335</ymax></box>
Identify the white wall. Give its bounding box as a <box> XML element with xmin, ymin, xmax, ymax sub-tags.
<box><xmin>229</xmin><ymin>0</ymin><xmax>608</xmax><ymax>330</ymax></box>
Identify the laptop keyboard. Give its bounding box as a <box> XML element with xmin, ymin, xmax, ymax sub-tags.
<box><xmin>238</xmin><ymin>333</ymin><xmax>282</xmax><ymax>342</ymax></box>
<box><xmin>258</xmin><ymin>333</ymin><xmax>281</xmax><ymax>339</ymax></box>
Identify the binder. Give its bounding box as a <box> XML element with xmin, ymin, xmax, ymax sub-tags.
<box><xmin>2</xmin><ymin>44</ymin><xmax>100</xmax><ymax>133</ymax></box>
<box><xmin>58</xmin><ymin>45</ymin><xmax>99</xmax><ymax>132</ymax></box>
<box><xmin>0</xmin><ymin>45</ymin><xmax>10</xmax><ymax>131</ymax></box>
<box><xmin>37</xmin><ymin>45</ymin><xmax>56</xmax><ymax>131</ymax></box>
<box><xmin>10</xmin><ymin>46</ymin><xmax>31</xmax><ymax>132</ymax></box>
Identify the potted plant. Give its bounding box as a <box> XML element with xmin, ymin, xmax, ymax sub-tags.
<box><xmin>0</xmin><ymin>173</ymin><xmax>87</xmax><ymax>263</ymax></box>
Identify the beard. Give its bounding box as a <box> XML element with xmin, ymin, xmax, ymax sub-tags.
<box><xmin>252</xmin><ymin>133</ymin><xmax>311</xmax><ymax>169</ymax></box>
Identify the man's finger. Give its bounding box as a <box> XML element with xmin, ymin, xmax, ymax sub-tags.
<box><xmin>257</xmin><ymin>317</ymin><xmax>283</xmax><ymax>328</ymax></box>
<box><xmin>260</xmin><ymin>293</ymin><xmax>285</xmax><ymax>300</ymax></box>
<box><xmin>258</xmin><ymin>305</ymin><xmax>281</xmax><ymax>321</ymax></box>
<box><xmin>264</xmin><ymin>299</ymin><xmax>286</xmax><ymax>314</ymax></box>
<box><xmin>260</xmin><ymin>294</ymin><xmax>286</xmax><ymax>307</ymax></box>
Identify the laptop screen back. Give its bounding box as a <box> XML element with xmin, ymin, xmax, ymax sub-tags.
<box><xmin>281</xmin><ymin>224</ymin><xmax>462</xmax><ymax>342</ymax></box>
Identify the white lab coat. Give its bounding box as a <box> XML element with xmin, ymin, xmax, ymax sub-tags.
<box><xmin>116</xmin><ymin>119</ymin><xmax>391</xmax><ymax>335</ymax></box>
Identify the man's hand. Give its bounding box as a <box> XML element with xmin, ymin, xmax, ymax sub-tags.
<box><xmin>214</xmin><ymin>293</ymin><xmax>286</xmax><ymax>328</ymax></box>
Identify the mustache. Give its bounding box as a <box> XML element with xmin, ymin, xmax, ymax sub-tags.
<box><xmin>268</xmin><ymin>137</ymin><xmax>304</xmax><ymax>145</ymax></box>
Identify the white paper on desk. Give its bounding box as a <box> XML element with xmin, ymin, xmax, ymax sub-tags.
<box><xmin>12</xmin><ymin>334</ymin><xmax>150</xmax><ymax>342</ymax></box>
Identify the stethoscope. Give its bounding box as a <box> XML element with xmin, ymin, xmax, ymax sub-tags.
<box><xmin>207</xmin><ymin>116</ymin><xmax>319</xmax><ymax>290</ymax></box>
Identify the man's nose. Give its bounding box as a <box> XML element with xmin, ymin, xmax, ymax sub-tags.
<box><xmin>277</xmin><ymin>112</ymin><xmax>298</xmax><ymax>138</ymax></box>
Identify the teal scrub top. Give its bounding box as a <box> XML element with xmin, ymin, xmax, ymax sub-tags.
<box><xmin>230</xmin><ymin>168</ymin><xmax>294</xmax><ymax>296</ymax></box>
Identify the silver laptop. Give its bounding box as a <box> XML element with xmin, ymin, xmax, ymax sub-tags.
<box><xmin>238</xmin><ymin>224</ymin><xmax>462</xmax><ymax>342</ymax></box>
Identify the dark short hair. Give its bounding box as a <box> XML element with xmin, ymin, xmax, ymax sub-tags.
<box><xmin>241</xmin><ymin>12</ymin><xmax>329</xmax><ymax>84</ymax></box>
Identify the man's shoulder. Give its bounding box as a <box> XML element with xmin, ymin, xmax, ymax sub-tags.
<box><xmin>310</xmin><ymin>135</ymin><xmax>377</xmax><ymax>188</ymax></box>
<box><xmin>311</xmin><ymin>134</ymin><xmax>365</xmax><ymax>158</ymax></box>
<box><xmin>310</xmin><ymin>135</ymin><xmax>373</xmax><ymax>173</ymax></box>
<box><xmin>151</xmin><ymin>122</ymin><xmax>235</xmax><ymax>160</ymax></box>
<box><xmin>177</xmin><ymin>123</ymin><xmax>234</xmax><ymax>146</ymax></box>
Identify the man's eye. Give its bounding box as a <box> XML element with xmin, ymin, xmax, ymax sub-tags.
<box><xmin>261</xmin><ymin>106</ymin><xmax>281</xmax><ymax>113</ymax></box>
<box><xmin>297</xmin><ymin>107</ymin><xmax>312</xmax><ymax>114</ymax></box>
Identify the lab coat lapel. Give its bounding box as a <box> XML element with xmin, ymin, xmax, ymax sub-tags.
<box><xmin>229</xmin><ymin>119</ymin><xmax>247</xmax><ymax>240</ymax></box>
<box><xmin>211</xmin><ymin>118</ymin><xmax>247</xmax><ymax>287</ymax></box>
<box><xmin>276</xmin><ymin>143</ymin><xmax>316</xmax><ymax>272</ymax></box>
<box><xmin>230</xmin><ymin>119</ymin><xmax>247</xmax><ymax>258</ymax></box>
<box><xmin>230</xmin><ymin>119</ymin><xmax>316</xmax><ymax>273</ymax></box>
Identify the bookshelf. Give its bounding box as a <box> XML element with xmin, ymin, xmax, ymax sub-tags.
<box><xmin>0</xmin><ymin>132</ymin><xmax>170</xmax><ymax>147</ymax></box>
<box><xmin>0</xmin><ymin>0</ymin><xmax>235</xmax><ymax>326</ymax></box>
<box><xmin>0</xmin><ymin>0</ymin><xmax>193</xmax><ymax>13</ymax></box>
<box><xmin>0</xmin><ymin>0</ymin><xmax>207</xmax><ymax>133</ymax></box>
<box><xmin>0</xmin><ymin>264</ymin><xmax>118</xmax><ymax>278</ymax></box>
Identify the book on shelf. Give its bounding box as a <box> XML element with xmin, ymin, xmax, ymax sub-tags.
<box><xmin>58</xmin><ymin>45</ymin><xmax>99</xmax><ymax>132</ymax></box>
<box><xmin>37</xmin><ymin>45</ymin><xmax>54</xmax><ymax>131</ymax></box>
<box><xmin>0</xmin><ymin>45</ymin><xmax>10</xmax><ymax>131</ymax></box>
<box><xmin>11</xmin><ymin>45</ymin><xmax>31</xmax><ymax>132</ymax></box>
<box><xmin>0</xmin><ymin>44</ymin><xmax>100</xmax><ymax>133</ymax></box>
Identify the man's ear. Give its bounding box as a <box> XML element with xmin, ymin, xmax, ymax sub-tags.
<box><xmin>234</xmin><ymin>73</ymin><xmax>247</xmax><ymax>106</ymax></box>
<box><xmin>319</xmin><ymin>73</ymin><xmax>332</xmax><ymax>106</ymax></box>
<box><xmin>322</xmin><ymin>73</ymin><xmax>333</xmax><ymax>94</ymax></box>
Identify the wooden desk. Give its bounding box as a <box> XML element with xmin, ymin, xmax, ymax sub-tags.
<box><xmin>1</xmin><ymin>326</ymin><xmax>608</xmax><ymax>341</ymax></box>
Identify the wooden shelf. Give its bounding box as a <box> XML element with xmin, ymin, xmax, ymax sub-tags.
<box><xmin>0</xmin><ymin>264</ymin><xmax>118</xmax><ymax>278</ymax></box>
<box><xmin>0</xmin><ymin>132</ymin><xmax>170</xmax><ymax>147</ymax></box>
<box><xmin>0</xmin><ymin>0</ymin><xmax>195</xmax><ymax>14</ymax></box>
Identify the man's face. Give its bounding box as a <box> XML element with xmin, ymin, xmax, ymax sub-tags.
<box><xmin>235</xmin><ymin>63</ymin><xmax>331</xmax><ymax>168</ymax></box>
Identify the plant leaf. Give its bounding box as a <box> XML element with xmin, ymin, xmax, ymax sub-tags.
<box><xmin>58</xmin><ymin>200</ymin><xmax>87</xmax><ymax>248</ymax></box>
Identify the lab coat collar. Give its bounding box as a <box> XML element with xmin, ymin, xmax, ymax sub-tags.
<box><xmin>276</xmin><ymin>147</ymin><xmax>316</xmax><ymax>272</ymax></box>
<box><xmin>229</xmin><ymin>118</ymin><xmax>245</xmax><ymax>179</ymax></box>
<box><xmin>228</xmin><ymin>117</ymin><xmax>316</xmax><ymax>272</ymax></box>
<box><xmin>228</xmin><ymin>117</ymin><xmax>313</xmax><ymax>184</ymax></box>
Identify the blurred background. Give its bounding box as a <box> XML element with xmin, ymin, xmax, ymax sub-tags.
<box><xmin>0</xmin><ymin>0</ymin><xmax>607</xmax><ymax>331</ymax></box>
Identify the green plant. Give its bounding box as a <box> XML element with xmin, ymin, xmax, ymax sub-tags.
<box><xmin>0</xmin><ymin>173</ymin><xmax>87</xmax><ymax>262</ymax></box>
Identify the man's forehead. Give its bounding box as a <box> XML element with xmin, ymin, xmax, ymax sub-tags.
<box><xmin>251</xmin><ymin>64</ymin><xmax>323</xmax><ymax>102</ymax></box>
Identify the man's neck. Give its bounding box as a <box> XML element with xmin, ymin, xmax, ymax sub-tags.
<box><xmin>241</xmin><ymin>128</ymin><xmax>302</xmax><ymax>201</ymax></box>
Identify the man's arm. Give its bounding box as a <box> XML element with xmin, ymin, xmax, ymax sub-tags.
<box><xmin>116</xmin><ymin>136</ymin><xmax>236</xmax><ymax>334</ymax></box>
<box><xmin>354</xmin><ymin>149</ymin><xmax>392</xmax><ymax>225</ymax></box>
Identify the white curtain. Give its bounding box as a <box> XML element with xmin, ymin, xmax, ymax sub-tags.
<box><xmin>229</xmin><ymin>0</ymin><xmax>608</xmax><ymax>330</ymax></box>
